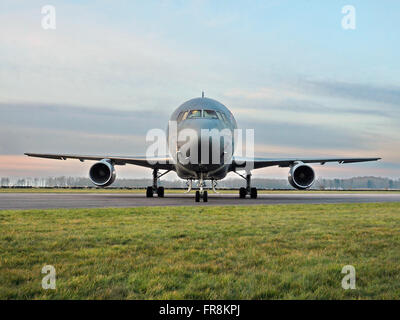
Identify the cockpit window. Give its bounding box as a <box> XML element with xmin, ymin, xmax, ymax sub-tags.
<box><xmin>177</xmin><ymin>111</ymin><xmax>185</xmax><ymax>122</ymax></box>
<box><xmin>177</xmin><ymin>111</ymin><xmax>189</xmax><ymax>123</ymax></box>
<box><xmin>187</xmin><ymin>109</ymin><xmax>202</xmax><ymax>119</ymax></box>
<box><xmin>217</xmin><ymin>111</ymin><xmax>229</xmax><ymax>124</ymax></box>
<box><xmin>179</xmin><ymin>109</ymin><xmax>229</xmax><ymax>122</ymax></box>
<box><xmin>182</xmin><ymin>111</ymin><xmax>189</xmax><ymax>120</ymax></box>
<box><xmin>203</xmin><ymin>109</ymin><xmax>218</xmax><ymax>119</ymax></box>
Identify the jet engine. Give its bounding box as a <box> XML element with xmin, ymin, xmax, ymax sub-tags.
<box><xmin>288</xmin><ymin>162</ymin><xmax>315</xmax><ymax>190</ymax></box>
<box><xmin>89</xmin><ymin>160</ymin><xmax>116</xmax><ymax>187</ymax></box>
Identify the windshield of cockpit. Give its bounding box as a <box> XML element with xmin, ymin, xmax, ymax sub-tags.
<box><xmin>177</xmin><ymin>109</ymin><xmax>228</xmax><ymax>123</ymax></box>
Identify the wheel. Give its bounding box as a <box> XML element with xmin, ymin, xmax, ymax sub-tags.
<box><xmin>146</xmin><ymin>186</ymin><xmax>153</xmax><ymax>198</ymax></box>
<box><xmin>239</xmin><ymin>187</ymin><xmax>247</xmax><ymax>198</ymax></box>
<box><xmin>195</xmin><ymin>191</ymin><xmax>200</xmax><ymax>202</ymax></box>
<box><xmin>250</xmin><ymin>187</ymin><xmax>257</xmax><ymax>199</ymax></box>
<box><xmin>157</xmin><ymin>186</ymin><xmax>164</xmax><ymax>197</ymax></box>
<box><xmin>203</xmin><ymin>191</ymin><xmax>208</xmax><ymax>202</ymax></box>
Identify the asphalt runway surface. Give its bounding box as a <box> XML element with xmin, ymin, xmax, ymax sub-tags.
<box><xmin>1</xmin><ymin>192</ymin><xmax>400</xmax><ymax>210</ymax></box>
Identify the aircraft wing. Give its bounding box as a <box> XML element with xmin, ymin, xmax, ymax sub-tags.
<box><xmin>24</xmin><ymin>153</ymin><xmax>175</xmax><ymax>170</ymax></box>
<box><xmin>231</xmin><ymin>156</ymin><xmax>381</xmax><ymax>170</ymax></box>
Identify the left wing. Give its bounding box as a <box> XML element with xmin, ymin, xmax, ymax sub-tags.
<box><xmin>231</xmin><ymin>156</ymin><xmax>381</xmax><ymax>170</ymax></box>
<box><xmin>24</xmin><ymin>153</ymin><xmax>175</xmax><ymax>170</ymax></box>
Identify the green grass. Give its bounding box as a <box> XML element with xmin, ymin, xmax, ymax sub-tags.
<box><xmin>1</xmin><ymin>187</ymin><xmax>399</xmax><ymax>194</ymax></box>
<box><xmin>1</xmin><ymin>203</ymin><xmax>400</xmax><ymax>299</ymax></box>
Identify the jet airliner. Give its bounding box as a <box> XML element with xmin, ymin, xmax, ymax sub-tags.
<box><xmin>25</xmin><ymin>95</ymin><xmax>380</xmax><ymax>202</ymax></box>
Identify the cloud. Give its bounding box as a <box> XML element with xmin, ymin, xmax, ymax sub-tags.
<box><xmin>0</xmin><ymin>102</ymin><xmax>168</xmax><ymax>136</ymax></box>
<box><xmin>301</xmin><ymin>80</ymin><xmax>400</xmax><ymax>107</ymax></box>
<box><xmin>0</xmin><ymin>8</ymin><xmax>221</xmax><ymax>110</ymax></box>
<box><xmin>223</xmin><ymin>80</ymin><xmax>400</xmax><ymax>150</ymax></box>
<box><xmin>0</xmin><ymin>101</ymin><xmax>377</xmax><ymax>154</ymax></box>
<box><xmin>0</xmin><ymin>2</ymin><xmax>397</xmax><ymax>178</ymax></box>
<box><xmin>224</xmin><ymin>80</ymin><xmax>400</xmax><ymax>118</ymax></box>
<box><xmin>0</xmin><ymin>103</ymin><xmax>167</xmax><ymax>156</ymax></box>
<box><xmin>239</xmin><ymin>119</ymin><xmax>370</xmax><ymax>150</ymax></box>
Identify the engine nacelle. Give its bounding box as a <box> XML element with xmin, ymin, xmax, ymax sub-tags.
<box><xmin>89</xmin><ymin>160</ymin><xmax>116</xmax><ymax>187</ymax></box>
<box><xmin>288</xmin><ymin>162</ymin><xmax>315</xmax><ymax>190</ymax></box>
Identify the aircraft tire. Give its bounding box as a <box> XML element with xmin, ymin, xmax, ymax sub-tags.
<box><xmin>239</xmin><ymin>187</ymin><xmax>247</xmax><ymax>198</ymax></box>
<box><xmin>157</xmin><ymin>186</ymin><xmax>164</xmax><ymax>197</ymax></box>
<box><xmin>146</xmin><ymin>186</ymin><xmax>153</xmax><ymax>198</ymax></box>
<box><xmin>250</xmin><ymin>187</ymin><xmax>257</xmax><ymax>199</ymax></box>
<box><xmin>195</xmin><ymin>191</ymin><xmax>200</xmax><ymax>202</ymax></box>
<box><xmin>203</xmin><ymin>191</ymin><xmax>208</xmax><ymax>202</ymax></box>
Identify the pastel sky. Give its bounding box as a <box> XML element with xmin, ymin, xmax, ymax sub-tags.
<box><xmin>0</xmin><ymin>0</ymin><xmax>399</xmax><ymax>180</ymax></box>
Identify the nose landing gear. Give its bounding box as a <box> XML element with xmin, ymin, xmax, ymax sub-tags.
<box><xmin>194</xmin><ymin>173</ymin><xmax>208</xmax><ymax>202</ymax></box>
<box><xmin>195</xmin><ymin>190</ymin><xmax>208</xmax><ymax>202</ymax></box>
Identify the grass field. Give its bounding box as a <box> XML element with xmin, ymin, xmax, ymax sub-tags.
<box><xmin>1</xmin><ymin>203</ymin><xmax>400</xmax><ymax>299</ymax></box>
<box><xmin>1</xmin><ymin>187</ymin><xmax>400</xmax><ymax>194</ymax></box>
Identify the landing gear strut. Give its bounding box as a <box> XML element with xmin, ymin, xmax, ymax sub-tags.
<box><xmin>184</xmin><ymin>180</ymin><xmax>193</xmax><ymax>193</ymax></box>
<box><xmin>195</xmin><ymin>173</ymin><xmax>208</xmax><ymax>202</ymax></box>
<box><xmin>235</xmin><ymin>171</ymin><xmax>257</xmax><ymax>199</ymax></box>
<box><xmin>211</xmin><ymin>180</ymin><xmax>219</xmax><ymax>194</ymax></box>
<box><xmin>146</xmin><ymin>168</ymin><xmax>170</xmax><ymax>198</ymax></box>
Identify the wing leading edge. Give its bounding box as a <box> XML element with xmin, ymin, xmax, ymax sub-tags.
<box><xmin>24</xmin><ymin>153</ymin><xmax>175</xmax><ymax>170</ymax></box>
<box><xmin>232</xmin><ymin>157</ymin><xmax>381</xmax><ymax>170</ymax></box>
<box><xmin>25</xmin><ymin>153</ymin><xmax>381</xmax><ymax>171</ymax></box>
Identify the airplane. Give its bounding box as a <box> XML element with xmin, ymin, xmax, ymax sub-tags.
<box><xmin>25</xmin><ymin>94</ymin><xmax>381</xmax><ymax>202</ymax></box>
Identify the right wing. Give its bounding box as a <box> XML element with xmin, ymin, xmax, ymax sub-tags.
<box><xmin>231</xmin><ymin>156</ymin><xmax>381</xmax><ymax>170</ymax></box>
<box><xmin>24</xmin><ymin>153</ymin><xmax>175</xmax><ymax>170</ymax></box>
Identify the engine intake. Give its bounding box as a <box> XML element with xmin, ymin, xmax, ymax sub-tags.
<box><xmin>288</xmin><ymin>162</ymin><xmax>315</xmax><ymax>190</ymax></box>
<box><xmin>89</xmin><ymin>160</ymin><xmax>116</xmax><ymax>187</ymax></box>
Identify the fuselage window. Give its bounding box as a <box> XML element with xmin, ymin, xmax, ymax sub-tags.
<box><xmin>203</xmin><ymin>109</ymin><xmax>218</xmax><ymax>119</ymax></box>
<box><xmin>187</xmin><ymin>109</ymin><xmax>202</xmax><ymax>119</ymax></box>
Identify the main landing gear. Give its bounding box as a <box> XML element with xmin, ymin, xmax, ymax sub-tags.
<box><xmin>235</xmin><ymin>172</ymin><xmax>258</xmax><ymax>199</ymax></box>
<box><xmin>146</xmin><ymin>168</ymin><xmax>170</xmax><ymax>198</ymax></box>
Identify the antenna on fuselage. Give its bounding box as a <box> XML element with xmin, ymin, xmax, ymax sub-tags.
<box><xmin>202</xmin><ymin>91</ymin><xmax>205</xmax><ymax>98</ymax></box>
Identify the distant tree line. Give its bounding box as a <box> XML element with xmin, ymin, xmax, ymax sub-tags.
<box><xmin>1</xmin><ymin>176</ymin><xmax>399</xmax><ymax>190</ymax></box>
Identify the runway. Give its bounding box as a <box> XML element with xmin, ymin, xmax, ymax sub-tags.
<box><xmin>1</xmin><ymin>192</ymin><xmax>400</xmax><ymax>210</ymax></box>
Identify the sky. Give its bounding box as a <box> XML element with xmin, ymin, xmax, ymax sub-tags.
<box><xmin>0</xmin><ymin>0</ymin><xmax>399</xmax><ymax>180</ymax></box>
